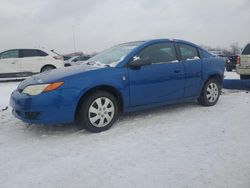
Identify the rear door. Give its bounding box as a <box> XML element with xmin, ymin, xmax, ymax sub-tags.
<box><xmin>128</xmin><ymin>42</ymin><xmax>185</xmax><ymax>106</ymax></box>
<box><xmin>0</xmin><ymin>50</ymin><xmax>20</xmax><ymax>75</ymax></box>
<box><xmin>176</xmin><ymin>42</ymin><xmax>202</xmax><ymax>98</ymax></box>
<box><xmin>20</xmin><ymin>49</ymin><xmax>48</xmax><ymax>73</ymax></box>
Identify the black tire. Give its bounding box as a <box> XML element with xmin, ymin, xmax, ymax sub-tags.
<box><xmin>198</xmin><ymin>78</ymin><xmax>221</xmax><ymax>106</ymax></box>
<box><xmin>240</xmin><ymin>75</ymin><xmax>250</xmax><ymax>80</ymax></box>
<box><xmin>226</xmin><ymin>68</ymin><xmax>232</xmax><ymax>72</ymax></box>
<box><xmin>41</xmin><ymin>65</ymin><xmax>56</xmax><ymax>72</ymax></box>
<box><xmin>77</xmin><ymin>91</ymin><xmax>118</xmax><ymax>133</ymax></box>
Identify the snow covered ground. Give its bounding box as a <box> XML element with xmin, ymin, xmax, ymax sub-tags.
<box><xmin>224</xmin><ymin>70</ymin><xmax>240</xmax><ymax>80</ymax></box>
<box><xmin>0</xmin><ymin>81</ymin><xmax>19</xmax><ymax>109</ymax></box>
<box><xmin>0</xmin><ymin>71</ymin><xmax>250</xmax><ymax>188</ymax></box>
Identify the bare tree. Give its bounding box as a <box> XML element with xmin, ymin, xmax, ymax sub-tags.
<box><xmin>230</xmin><ymin>42</ymin><xmax>240</xmax><ymax>55</ymax></box>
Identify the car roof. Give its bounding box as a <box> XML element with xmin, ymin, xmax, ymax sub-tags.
<box><xmin>115</xmin><ymin>39</ymin><xmax>207</xmax><ymax>68</ymax></box>
<box><xmin>119</xmin><ymin>39</ymin><xmax>201</xmax><ymax>49</ymax></box>
<box><xmin>0</xmin><ymin>48</ymin><xmax>49</xmax><ymax>53</ymax></box>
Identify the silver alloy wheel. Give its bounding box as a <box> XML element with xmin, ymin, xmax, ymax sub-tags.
<box><xmin>88</xmin><ymin>97</ymin><xmax>115</xmax><ymax>127</ymax></box>
<box><xmin>206</xmin><ymin>83</ymin><xmax>219</xmax><ymax>103</ymax></box>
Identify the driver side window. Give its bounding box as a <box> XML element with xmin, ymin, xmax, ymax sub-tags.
<box><xmin>134</xmin><ymin>42</ymin><xmax>177</xmax><ymax>64</ymax></box>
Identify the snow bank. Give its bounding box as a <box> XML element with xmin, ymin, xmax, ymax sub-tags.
<box><xmin>0</xmin><ymin>71</ymin><xmax>250</xmax><ymax>188</ymax></box>
<box><xmin>0</xmin><ymin>82</ymin><xmax>19</xmax><ymax>109</ymax></box>
<box><xmin>224</xmin><ymin>79</ymin><xmax>250</xmax><ymax>90</ymax></box>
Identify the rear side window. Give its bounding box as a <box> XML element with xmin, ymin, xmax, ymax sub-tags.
<box><xmin>242</xmin><ymin>44</ymin><xmax>250</xmax><ymax>55</ymax></box>
<box><xmin>200</xmin><ymin>49</ymin><xmax>213</xmax><ymax>58</ymax></box>
<box><xmin>21</xmin><ymin>49</ymin><xmax>48</xmax><ymax>58</ymax></box>
<box><xmin>0</xmin><ymin>50</ymin><xmax>19</xmax><ymax>59</ymax></box>
<box><xmin>72</xmin><ymin>57</ymin><xmax>79</xmax><ymax>62</ymax></box>
<box><xmin>38</xmin><ymin>50</ymin><xmax>48</xmax><ymax>57</ymax></box>
<box><xmin>178</xmin><ymin>43</ymin><xmax>199</xmax><ymax>60</ymax></box>
<box><xmin>135</xmin><ymin>42</ymin><xmax>177</xmax><ymax>64</ymax></box>
<box><xmin>73</xmin><ymin>56</ymin><xmax>89</xmax><ymax>62</ymax></box>
<box><xmin>79</xmin><ymin>56</ymin><xmax>91</xmax><ymax>61</ymax></box>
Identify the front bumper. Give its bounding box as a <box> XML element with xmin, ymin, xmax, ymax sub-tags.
<box><xmin>10</xmin><ymin>88</ymin><xmax>79</xmax><ymax>125</ymax></box>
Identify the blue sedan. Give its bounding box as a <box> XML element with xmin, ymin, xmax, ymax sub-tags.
<box><xmin>10</xmin><ymin>39</ymin><xmax>225</xmax><ymax>132</ymax></box>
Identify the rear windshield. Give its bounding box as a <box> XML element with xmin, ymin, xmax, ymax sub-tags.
<box><xmin>242</xmin><ymin>44</ymin><xmax>250</xmax><ymax>55</ymax></box>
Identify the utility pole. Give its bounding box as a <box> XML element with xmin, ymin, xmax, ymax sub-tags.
<box><xmin>72</xmin><ymin>25</ymin><xmax>76</xmax><ymax>52</ymax></box>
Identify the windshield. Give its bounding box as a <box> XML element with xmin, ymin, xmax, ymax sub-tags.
<box><xmin>86</xmin><ymin>41</ymin><xmax>144</xmax><ymax>66</ymax></box>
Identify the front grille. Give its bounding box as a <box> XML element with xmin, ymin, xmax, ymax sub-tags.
<box><xmin>25</xmin><ymin>112</ymin><xmax>40</xmax><ymax>120</ymax></box>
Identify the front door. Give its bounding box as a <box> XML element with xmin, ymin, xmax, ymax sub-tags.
<box><xmin>20</xmin><ymin>49</ymin><xmax>47</xmax><ymax>73</ymax></box>
<box><xmin>128</xmin><ymin>42</ymin><xmax>185</xmax><ymax>106</ymax></box>
<box><xmin>0</xmin><ymin>50</ymin><xmax>20</xmax><ymax>76</ymax></box>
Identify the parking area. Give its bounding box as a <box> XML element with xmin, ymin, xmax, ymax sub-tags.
<box><xmin>0</xmin><ymin>71</ymin><xmax>250</xmax><ymax>188</ymax></box>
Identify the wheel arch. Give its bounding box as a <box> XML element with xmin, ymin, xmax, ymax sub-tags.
<box><xmin>199</xmin><ymin>73</ymin><xmax>223</xmax><ymax>94</ymax></box>
<box><xmin>40</xmin><ymin>64</ymin><xmax>56</xmax><ymax>72</ymax></box>
<box><xmin>74</xmin><ymin>85</ymin><xmax>124</xmax><ymax>120</ymax></box>
<box><xmin>200</xmin><ymin>73</ymin><xmax>223</xmax><ymax>93</ymax></box>
<box><xmin>207</xmin><ymin>73</ymin><xmax>223</xmax><ymax>85</ymax></box>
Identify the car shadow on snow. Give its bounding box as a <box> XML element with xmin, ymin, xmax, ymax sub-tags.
<box><xmin>19</xmin><ymin>101</ymin><xmax>200</xmax><ymax>137</ymax></box>
<box><xmin>116</xmin><ymin>101</ymin><xmax>200</xmax><ymax>128</ymax></box>
<box><xmin>20</xmin><ymin>123</ymin><xmax>85</xmax><ymax>137</ymax></box>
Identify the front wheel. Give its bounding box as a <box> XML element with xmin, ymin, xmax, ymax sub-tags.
<box><xmin>198</xmin><ymin>78</ymin><xmax>221</xmax><ymax>106</ymax></box>
<box><xmin>78</xmin><ymin>91</ymin><xmax>118</xmax><ymax>133</ymax></box>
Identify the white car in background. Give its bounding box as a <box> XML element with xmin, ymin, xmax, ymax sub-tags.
<box><xmin>236</xmin><ymin>43</ymin><xmax>250</xmax><ymax>79</ymax></box>
<box><xmin>0</xmin><ymin>48</ymin><xmax>64</xmax><ymax>78</ymax></box>
<box><xmin>64</xmin><ymin>55</ymin><xmax>92</xmax><ymax>67</ymax></box>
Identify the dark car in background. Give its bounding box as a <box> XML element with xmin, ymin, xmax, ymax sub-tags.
<box><xmin>225</xmin><ymin>55</ymin><xmax>238</xmax><ymax>72</ymax></box>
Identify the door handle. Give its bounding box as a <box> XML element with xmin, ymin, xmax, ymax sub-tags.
<box><xmin>174</xmin><ymin>69</ymin><xmax>181</xmax><ymax>73</ymax></box>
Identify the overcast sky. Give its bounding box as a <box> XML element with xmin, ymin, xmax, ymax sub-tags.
<box><xmin>0</xmin><ymin>0</ymin><xmax>249</xmax><ymax>54</ymax></box>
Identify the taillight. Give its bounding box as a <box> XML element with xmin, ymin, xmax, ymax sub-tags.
<box><xmin>53</xmin><ymin>56</ymin><xmax>63</xmax><ymax>60</ymax></box>
<box><xmin>236</xmin><ymin>56</ymin><xmax>240</xmax><ymax>64</ymax></box>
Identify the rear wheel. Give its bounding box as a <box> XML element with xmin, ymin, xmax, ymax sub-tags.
<box><xmin>198</xmin><ymin>78</ymin><xmax>221</xmax><ymax>106</ymax></box>
<box><xmin>226</xmin><ymin>67</ymin><xmax>232</xmax><ymax>72</ymax></box>
<box><xmin>78</xmin><ymin>91</ymin><xmax>118</xmax><ymax>133</ymax></box>
<box><xmin>41</xmin><ymin>65</ymin><xmax>56</xmax><ymax>72</ymax></box>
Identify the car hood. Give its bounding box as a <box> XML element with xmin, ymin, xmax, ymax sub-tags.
<box><xmin>18</xmin><ymin>64</ymin><xmax>102</xmax><ymax>90</ymax></box>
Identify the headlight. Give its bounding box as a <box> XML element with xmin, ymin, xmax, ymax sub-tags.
<box><xmin>22</xmin><ymin>82</ymin><xmax>64</xmax><ymax>96</ymax></box>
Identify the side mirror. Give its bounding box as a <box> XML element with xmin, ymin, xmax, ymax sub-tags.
<box><xmin>129</xmin><ymin>58</ymin><xmax>151</xmax><ymax>69</ymax></box>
